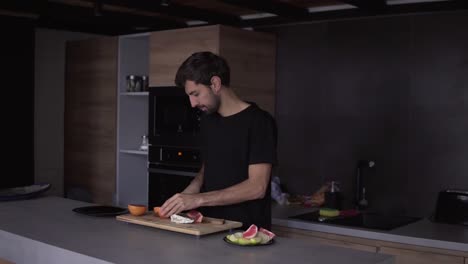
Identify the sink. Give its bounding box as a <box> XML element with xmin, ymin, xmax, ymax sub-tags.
<box><xmin>289</xmin><ymin>211</ymin><xmax>421</xmax><ymax>231</ymax></box>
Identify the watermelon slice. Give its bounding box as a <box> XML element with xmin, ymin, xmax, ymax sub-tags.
<box><xmin>186</xmin><ymin>210</ymin><xmax>203</xmax><ymax>223</ymax></box>
<box><xmin>242</xmin><ymin>224</ymin><xmax>258</xmax><ymax>239</ymax></box>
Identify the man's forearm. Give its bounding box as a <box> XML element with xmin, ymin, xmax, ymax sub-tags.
<box><xmin>197</xmin><ymin>163</ymin><xmax>271</xmax><ymax>207</ymax></box>
<box><xmin>182</xmin><ymin>166</ymin><xmax>204</xmax><ymax>194</ymax></box>
<box><xmin>160</xmin><ymin>164</ymin><xmax>271</xmax><ymax>217</ymax></box>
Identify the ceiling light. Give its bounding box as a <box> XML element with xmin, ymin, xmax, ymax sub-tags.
<box><xmin>308</xmin><ymin>4</ymin><xmax>356</xmax><ymax>13</ymax></box>
<box><xmin>0</xmin><ymin>10</ymin><xmax>39</xmax><ymax>19</ymax></box>
<box><xmin>186</xmin><ymin>20</ymin><xmax>209</xmax><ymax>26</ymax></box>
<box><xmin>387</xmin><ymin>0</ymin><xmax>450</xmax><ymax>5</ymax></box>
<box><xmin>240</xmin><ymin>13</ymin><xmax>277</xmax><ymax>20</ymax></box>
<box><xmin>134</xmin><ymin>26</ymin><xmax>151</xmax><ymax>31</ymax></box>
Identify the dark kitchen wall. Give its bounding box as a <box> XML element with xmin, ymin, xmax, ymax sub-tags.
<box><xmin>0</xmin><ymin>16</ymin><xmax>35</xmax><ymax>189</ymax></box>
<box><xmin>35</xmin><ymin>28</ymin><xmax>99</xmax><ymax>197</ymax></box>
<box><xmin>270</xmin><ymin>10</ymin><xmax>468</xmax><ymax>217</ymax></box>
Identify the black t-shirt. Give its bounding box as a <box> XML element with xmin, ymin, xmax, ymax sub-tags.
<box><xmin>199</xmin><ymin>103</ymin><xmax>277</xmax><ymax>229</ymax></box>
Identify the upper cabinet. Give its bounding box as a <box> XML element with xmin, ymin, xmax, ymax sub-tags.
<box><xmin>149</xmin><ymin>25</ymin><xmax>277</xmax><ymax>115</ymax></box>
<box><xmin>149</xmin><ymin>26</ymin><xmax>219</xmax><ymax>87</ymax></box>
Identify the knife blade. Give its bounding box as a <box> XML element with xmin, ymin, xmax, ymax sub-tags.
<box><xmin>202</xmin><ymin>217</ymin><xmax>225</xmax><ymax>225</ymax></box>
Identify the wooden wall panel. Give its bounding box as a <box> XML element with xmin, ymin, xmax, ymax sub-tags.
<box><xmin>272</xmin><ymin>225</ymin><xmax>468</xmax><ymax>258</ymax></box>
<box><xmin>379</xmin><ymin>247</ymin><xmax>464</xmax><ymax>264</ymax></box>
<box><xmin>150</xmin><ymin>26</ymin><xmax>219</xmax><ymax>87</ymax></box>
<box><xmin>65</xmin><ymin>37</ymin><xmax>118</xmax><ymax>205</ymax></box>
<box><xmin>273</xmin><ymin>227</ymin><xmax>377</xmax><ymax>252</ymax></box>
<box><xmin>219</xmin><ymin>26</ymin><xmax>277</xmax><ymax>115</ymax></box>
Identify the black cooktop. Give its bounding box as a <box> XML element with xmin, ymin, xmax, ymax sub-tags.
<box><xmin>290</xmin><ymin>211</ymin><xmax>421</xmax><ymax>231</ymax></box>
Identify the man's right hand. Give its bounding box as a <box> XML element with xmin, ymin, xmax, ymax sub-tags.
<box><xmin>160</xmin><ymin>193</ymin><xmax>202</xmax><ymax>217</ymax></box>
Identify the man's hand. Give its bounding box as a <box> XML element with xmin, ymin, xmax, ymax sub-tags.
<box><xmin>160</xmin><ymin>193</ymin><xmax>201</xmax><ymax>217</ymax></box>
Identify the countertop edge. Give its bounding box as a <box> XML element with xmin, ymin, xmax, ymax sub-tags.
<box><xmin>0</xmin><ymin>229</ymin><xmax>112</xmax><ymax>264</ymax></box>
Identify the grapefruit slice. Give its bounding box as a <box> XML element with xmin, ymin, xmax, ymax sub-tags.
<box><xmin>258</xmin><ymin>228</ymin><xmax>276</xmax><ymax>244</ymax></box>
<box><xmin>186</xmin><ymin>210</ymin><xmax>203</xmax><ymax>223</ymax></box>
<box><xmin>153</xmin><ymin>207</ymin><xmax>168</xmax><ymax>218</ymax></box>
<box><xmin>242</xmin><ymin>224</ymin><xmax>258</xmax><ymax>239</ymax></box>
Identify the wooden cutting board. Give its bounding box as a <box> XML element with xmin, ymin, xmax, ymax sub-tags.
<box><xmin>116</xmin><ymin>213</ymin><xmax>242</xmax><ymax>236</ymax></box>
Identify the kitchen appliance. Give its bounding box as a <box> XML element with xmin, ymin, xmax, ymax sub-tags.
<box><xmin>148</xmin><ymin>146</ymin><xmax>202</xmax><ymax>208</ymax></box>
<box><xmin>290</xmin><ymin>211</ymin><xmax>421</xmax><ymax>231</ymax></box>
<box><xmin>355</xmin><ymin>160</ymin><xmax>375</xmax><ymax>210</ymax></box>
<box><xmin>434</xmin><ymin>189</ymin><xmax>468</xmax><ymax>226</ymax></box>
<box><xmin>148</xmin><ymin>86</ymin><xmax>203</xmax><ymax>209</ymax></box>
<box><xmin>148</xmin><ymin>86</ymin><xmax>201</xmax><ymax>147</ymax></box>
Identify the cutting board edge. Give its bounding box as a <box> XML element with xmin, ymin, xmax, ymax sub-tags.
<box><xmin>116</xmin><ymin>214</ymin><xmax>243</xmax><ymax>236</ymax></box>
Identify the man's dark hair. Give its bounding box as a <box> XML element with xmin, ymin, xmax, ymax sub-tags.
<box><xmin>175</xmin><ymin>51</ymin><xmax>230</xmax><ymax>88</ymax></box>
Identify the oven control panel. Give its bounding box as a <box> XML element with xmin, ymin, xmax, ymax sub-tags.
<box><xmin>149</xmin><ymin>146</ymin><xmax>201</xmax><ymax>164</ymax></box>
<box><xmin>161</xmin><ymin>148</ymin><xmax>201</xmax><ymax>163</ymax></box>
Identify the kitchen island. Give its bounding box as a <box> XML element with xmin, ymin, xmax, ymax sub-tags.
<box><xmin>0</xmin><ymin>196</ymin><xmax>394</xmax><ymax>264</ymax></box>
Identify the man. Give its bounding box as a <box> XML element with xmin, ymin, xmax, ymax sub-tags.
<box><xmin>160</xmin><ymin>51</ymin><xmax>277</xmax><ymax>229</ymax></box>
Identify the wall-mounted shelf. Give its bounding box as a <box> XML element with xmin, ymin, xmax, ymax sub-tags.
<box><xmin>120</xmin><ymin>149</ymin><xmax>148</xmax><ymax>155</ymax></box>
<box><xmin>116</xmin><ymin>34</ymin><xmax>150</xmax><ymax>208</ymax></box>
<box><xmin>120</xmin><ymin>92</ymin><xmax>149</xmax><ymax>96</ymax></box>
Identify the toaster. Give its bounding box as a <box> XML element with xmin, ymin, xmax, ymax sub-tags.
<box><xmin>434</xmin><ymin>189</ymin><xmax>468</xmax><ymax>226</ymax></box>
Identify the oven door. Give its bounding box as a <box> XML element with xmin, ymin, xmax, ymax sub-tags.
<box><xmin>148</xmin><ymin>168</ymin><xmax>196</xmax><ymax>209</ymax></box>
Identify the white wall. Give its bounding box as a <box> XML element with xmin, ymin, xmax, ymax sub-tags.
<box><xmin>34</xmin><ymin>28</ymin><xmax>100</xmax><ymax>196</ymax></box>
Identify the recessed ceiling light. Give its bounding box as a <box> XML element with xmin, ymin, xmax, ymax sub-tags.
<box><xmin>387</xmin><ymin>0</ymin><xmax>450</xmax><ymax>5</ymax></box>
<box><xmin>308</xmin><ymin>4</ymin><xmax>356</xmax><ymax>13</ymax></box>
<box><xmin>186</xmin><ymin>20</ymin><xmax>209</xmax><ymax>26</ymax></box>
<box><xmin>134</xmin><ymin>26</ymin><xmax>150</xmax><ymax>31</ymax></box>
<box><xmin>0</xmin><ymin>10</ymin><xmax>39</xmax><ymax>19</ymax></box>
<box><xmin>240</xmin><ymin>13</ymin><xmax>277</xmax><ymax>20</ymax></box>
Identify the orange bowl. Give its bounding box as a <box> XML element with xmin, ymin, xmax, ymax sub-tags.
<box><xmin>128</xmin><ymin>204</ymin><xmax>147</xmax><ymax>216</ymax></box>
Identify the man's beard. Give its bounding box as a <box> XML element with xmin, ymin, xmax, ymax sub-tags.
<box><xmin>202</xmin><ymin>94</ymin><xmax>221</xmax><ymax>115</ymax></box>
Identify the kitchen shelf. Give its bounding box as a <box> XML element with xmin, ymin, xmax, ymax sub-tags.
<box><xmin>120</xmin><ymin>92</ymin><xmax>149</xmax><ymax>96</ymax></box>
<box><xmin>119</xmin><ymin>149</ymin><xmax>148</xmax><ymax>155</ymax></box>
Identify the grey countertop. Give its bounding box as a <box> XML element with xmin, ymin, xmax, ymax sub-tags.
<box><xmin>271</xmin><ymin>203</ymin><xmax>468</xmax><ymax>253</ymax></box>
<box><xmin>0</xmin><ymin>196</ymin><xmax>394</xmax><ymax>264</ymax></box>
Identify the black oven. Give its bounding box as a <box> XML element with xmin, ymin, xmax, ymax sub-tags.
<box><xmin>147</xmin><ymin>86</ymin><xmax>203</xmax><ymax>208</ymax></box>
<box><xmin>148</xmin><ymin>145</ymin><xmax>202</xmax><ymax>208</ymax></box>
<box><xmin>148</xmin><ymin>167</ymin><xmax>197</xmax><ymax>209</ymax></box>
<box><xmin>148</xmin><ymin>86</ymin><xmax>201</xmax><ymax>148</ymax></box>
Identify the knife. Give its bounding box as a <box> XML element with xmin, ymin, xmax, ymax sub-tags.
<box><xmin>179</xmin><ymin>213</ymin><xmax>225</xmax><ymax>225</ymax></box>
<box><xmin>203</xmin><ymin>217</ymin><xmax>225</xmax><ymax>225</ymax></box>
